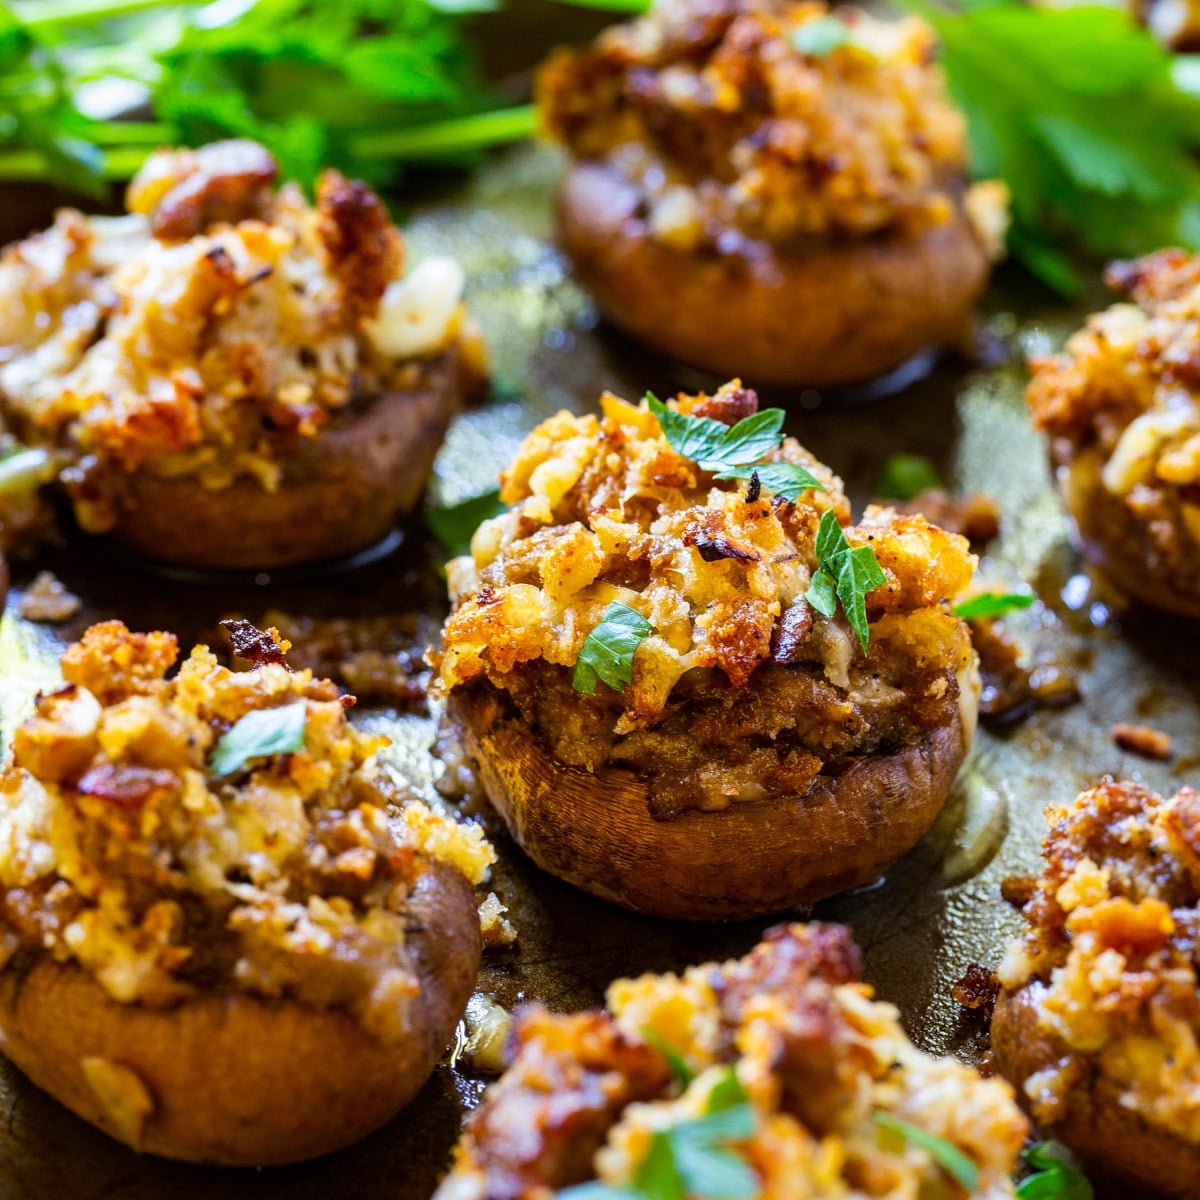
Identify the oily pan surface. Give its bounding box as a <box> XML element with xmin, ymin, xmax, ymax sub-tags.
<box><xmin>0</xmin><ymin>144</ymin><xmax>1197</xmax><ymax>1199</ymax></box>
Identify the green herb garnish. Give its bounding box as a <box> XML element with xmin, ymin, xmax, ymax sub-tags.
<box><xmin>0</xmin><ymin>0</ymin><xmax>646</xmax><ymax>194</ymax></box>
<box><xmin>572</xmin><ymin>601</ymin><xmax>652</xmax><ymax>696</ymax></box>
<box><xmin>646</xmin><ymin>393</ymin><xmax>824</xmax><ymax>502</ymax></box>
<box><xmin>426</xmin><ymin>488</ymin><xmax>506</xmax><ymax>560</ymax></box>
<box><xmin>804</xmin><ymin>509</ymin><xmax>887</xmax><ymax>652</ymax></box>
<box><xmin>0</xmin><ymin>446</ymin><xmax>55</xmax><ymax>498</ymax></box>
<box><xmin>896</xmin><ymin>0</ymin><xmax>1200</xmax><ymax>293</ymax></box>
<box><xmin>1015</xmin><ymin>1141</ymin><xmax>1093</xmax><ymax>1200</ymax></box>
<box><xmin>791</xmin><ymin>16</ymin><xmax>851</xmax><ymax>57</ymax></box>
<box><xmin>876</xmin><ymin>453</ymin><xmax>944</xmax><ymax>502</ymax></box>
<box><xmin>640</xmin><ymin>1028</ymin><xmax>694</xmax><ymax>1087</ymax></box>
<box><xmin>953</xmin><ymin>591</ymin><xmax>1035</xmax><ymax>621</ymax></box>
<box><xmin>210</xmin><ymin>701</ymin><xmax>307</xmax><ymax>778</ymax></box>
<box><xmin>873</xmin><ymin>1110</ymin><xmax>980</xmax><ymax>1194</ymax></box>
<box><xmin>559</xmin><ymin>1067</ymin><xmax>757</xmax><ymax>1200</ymax></box>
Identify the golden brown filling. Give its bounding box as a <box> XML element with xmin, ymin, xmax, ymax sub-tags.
<box><xmin>1027</xmin><ymin>248</ymin><xmax>1200</xmax><ymax>596</ymax></box>
<box><xmin>0</xmin><ymin>621</ymin><xmax>493</xmax><ymax>1039</ymax></box>
<box><xmin>438</xmin><ymin>923</ymin><xmax>1028</xmax><ymax>1199</ymax></box>
<box><xmin>999</xmin><ymin>779</ymin><xmax>1200</xmax><ymax>1144</ymax></box>
<box><xmin>0</xmin><ymin>139</ymin><xmax>481</xmax><ymax>528</ymax></box>
<box><xmin>438</xmin><ymin>382</ymin><xmax>978</xmax><ymax>814</ymax></box>
<box><xmin>538</xmin><ymin>0</ymin><xmax>1005</xmax><ymax>250</ymax></box>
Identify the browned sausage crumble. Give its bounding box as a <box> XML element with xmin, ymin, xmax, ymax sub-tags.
<box><xmin>436</xmin><ymin>923</ymin><xmax>1028</xmax><ymax>1199</ymax></box>
<box><xmin>1111</xmin><ymin>721</ymin><xmax>1172</xmax><ymax>760</ymax></box>
<box><xmin>0</xmin><ymin>621</ymin><xmax>493</xmax><ymax>1040</ymax></box>
<box><xmin>436</xmin><ymin>382</ymin><xmax>980</xmax><ymax>817</ymax></box>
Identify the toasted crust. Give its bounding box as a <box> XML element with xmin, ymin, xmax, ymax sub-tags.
<box><xmin>993</xmin><ymin>981</ymin><xmax>1200</xmax><ymax>1199</ymax></box>
<box><xmin>95</xmin><ymin>352</ymin><xmax>460</xmax><ymax>571</ymax></box>
<box><xmin>452</xmin><ymin>682</ymin><xmax>974</xmax><ymax>921</ymax></box>
<box><xmin>0</xmin><ymin>862</ymin><xmax>481</xmax><ymax>1166</ymax></box>
<box><xmin>556</xmin><ymin>161</ymin><xmax>991</xmax><ymax>388</ymax></box>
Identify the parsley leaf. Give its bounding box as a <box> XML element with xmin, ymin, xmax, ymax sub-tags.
<box><xmin>895</xmin><ymin>0</ymin><xmax>1200</xmax><ymax>291</ymax></box>
<box><xmin>559</xmin><ymin>1067</ymin><xmax>757</xmax><ymax>1200</ymax></box>
<box><xmin>953</xmin><ymin>591</ymin><xmax>1035</xmax><ymax>620</ymax></box>
<box><xmin>804</xmin><ymin>510</ymin><xmax>887</xmax><ymax>652</ymax></box>
<box><xmin>791</xmin><ymin>16</ymin><xmax>850</xmax><ymax>57</ymax></box>
<box><xmin>426</xmin><ymin>488</ymin><xmax>507</xmax><ymax>559</ymax></box>
<box><xmin>572</xmin><ymin>601</ymin><xmax>652</xmax><ymax>696</ymax></box>
<box><xmin>640</xmin><ymin>1028</ymin><xmax>695</xmax><ymax>1087</ymax></box>
<box><xmin>646</xmin><ymin>393</ymin><xmax>825</xmax><ymax>502</ymax></box>
<box><xmin>1015</xmin><ymin>1142</ymin><xmax>1093</xmax><ymax>1200</ymax></box>
<box><xmin>873</xmin><ymin>1110</ymin><xmax>980</xmax><ymax>1194</ymax></box>
<box><xmin>210</xmin><ymin>701</ymin><xmax>308</xmax><ymax>778</ymax></box>
<box><xmin>876</xmin><ymin>453</ymin><xmax>944</xmax><ymax>501</ymax></box>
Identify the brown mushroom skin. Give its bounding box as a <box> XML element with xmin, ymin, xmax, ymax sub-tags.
<box><xmin>1053</xmin><ymin>444</ymin><xmax>1200</xmax><ymax>621</ymax></box>
<box><xmin>452</xmin><ymin>682</ymin><xmax>973</xmax><ymax>921</ymax></box>
<box><xmin>0</xmin><ymin>553</ymin><xmax>7</xmax><ymax>611</ymax></box>
<box><xmin>0</xmin><ymin>861</ymin><xmax>481</xmax><ymax>1167</ymax></box>
<box><xmin>556</xmin><ymin>161</ymin><xmax>991</xmax><ymax>389</ymax></box>
<box><xmin>77</xmin><ymin>351</ymin><xmax>461</xmax><ymax>572</ymax></box>
<box><xmin>993</xmin><ymin>981</ymin><xmax>1200</xmax><ymax>1199</ymax></box>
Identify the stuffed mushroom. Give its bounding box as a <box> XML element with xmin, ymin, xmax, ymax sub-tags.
<box><xmin>993</xmin><ymin>779</ymin><xmax>1200</xmax><ymax>1198</ymax></box>
<box><xmin>1027</xmin><ymin>249</ymin><xmax>1200</xmax><ymax>619</ymax></box>
<box><xmin>0</xmin><ymin>620</ymin><xmax>493</xmax><ymax>1165</ymax></box>
<box><xmin>437</xmin><ymin>922</ymin><xmax>1029</xmax><ymax>1199</ymax></box>
<box><xmin>0</xmin><ymin>139</ymin><xmax>484</xmax><ymax>570</ymax></box>
<box><xmin>436</xmin><ymin>381</ymin><xmax>981</xmax><ymax>920</ymax></box>
<box><xmin>537</xmin><ymin>0</ymin><xmax>1008</xmax><ymax>388</ymax></box>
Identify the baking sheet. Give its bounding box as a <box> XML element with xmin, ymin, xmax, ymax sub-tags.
<box><xmin>1</xmin><ymin>141</ymin><xmax>1197</xmax><ymax>1200</ymax></box>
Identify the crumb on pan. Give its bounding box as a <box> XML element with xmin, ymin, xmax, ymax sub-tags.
<box><xmin>998</xmin><ymin>779</ymin><xmax>1200</xmax><ymax>1140</ymax></box>
<box><xmin>437</xmin><ymin>381</ymin><xmax>980</xmax><ymax>816</ymax></box>
<box><xmin>18</xmin><ymin>571</ymin><xmax>81</xmax><ymax>623</ymax></box>
<box><xmin>1111</xmin><ymin>721</ymin><xmax>1172</xmax><ymax>760</ymax></box>
<box><xmin>538</xmin><ymin>0</ymin><xmax>1008</xmax><ymax>252</ymax></box>
<box><xmin>952</xmin><ymin>962</ymin><xmax>1000</xmax><ymax>1018</ymax></box>
<box><xmin>0</xmin><ymin>140</ymin><xmax>482</xmax><ymax>532</ymax></box>
<box><xmin>437</xmin><ymin>923</ymin><xmax>1028</xmax><ymax>1198</ymax></box>
<box><xmin>0</xmin><ymin>620</ymin><xmax>494</xmax><ymax>1040</ymax></box>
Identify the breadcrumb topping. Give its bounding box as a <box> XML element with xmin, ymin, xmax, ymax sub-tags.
<box><xmin>538</xmin><ymin>0</ymin><xmax>998</xmax><ymax>248</ymax></box>
<box><xmin>0</xmin><ymin>621</ymin><xmax>493</xmax><ymax>1038</ymax></box>
<box><xmin>0</xmin><ymin>140</ymin><xmax>479</xmax><ymax>529</ymax></box>
<box><xmin>438</xmin><ymin>923</ymin><xmax>1028</xmax><ymax>1199</ymax></box>
<box><xmin>999</xmin><ymin>780</ymin><xmax>1200</xmax><ymax>1143</ymax></box>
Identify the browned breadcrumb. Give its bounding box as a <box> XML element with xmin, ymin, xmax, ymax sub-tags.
<box><xmin>537</xmin><ymin>0</ymin><xmax>998</xmax><ymax>250</ymax></box>
<box><xmin>1001</xmin><ymin>874</ymin><xmax>1037</xmax><ymax>909</ymax></box>
<box><xmin>998</xmin><ymin>780</ymin><xmax>1200</xmax><ymax>1140</ymax></box>
<box><xmin>952</xmin><ymin>962</ymin><xmax>1000</xmax><ymax>1017</ymax></box>
<box><xmin>1112</xmin><ymin>721</ymin><xmax>1172</xmax><ymax>760</ymax></box>
<box><xmin>17</xmin><ymin>571</ymin><xmax>81</xmax><ymax>623</ymax></box>
<box><xmin>437</xmin><ymin>924</ymin><xmax>1027</xmax><ymax>1199</ymax></box>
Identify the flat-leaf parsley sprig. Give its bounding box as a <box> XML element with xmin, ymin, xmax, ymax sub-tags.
<box><xmin>1015</xmin><ymin>1141</ymin><xmax>1093</xmax><ymax>1200</ymax></box>
<box><xmin>572</xmin><ymin>601</ymin><xmax>652</xmax><ymax>696</ymax></box>
<box><xmin>646</xmin><ymin>393</ymin><xmax>824</xmax><ymax>503</ymax></box>
<box><xmin>559</xmin><ymin>1066</ymin><xmax>758</xmax><ymax>1200</ymax></box>
<box><xmin>953</xmin><ymin>591</ymin><xmax>1035</xmax><ymax>621</ymax></box>
<box><xmin>805</xmin><ymin>510</ymin><xmax>887</xmax><ymax>653</ymax></box>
